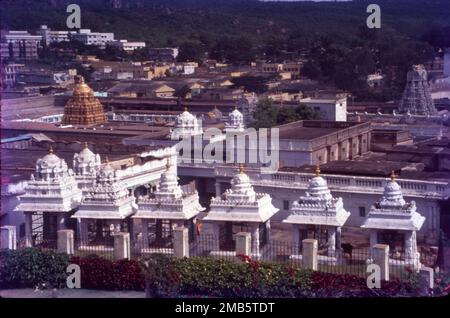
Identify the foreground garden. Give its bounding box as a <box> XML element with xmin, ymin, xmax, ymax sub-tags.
<box><xmin>1</xmin><ymin>248</ymin><xmax>449</xmax><ymax>298</ymax></box>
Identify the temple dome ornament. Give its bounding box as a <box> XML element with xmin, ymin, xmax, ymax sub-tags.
<box><xmin>304</xmin><ymin>165</ymin><xmax>333</xmax><ymax>202</ymax></box>
<box><xmin>378</xmin><ymin>171</ymin><xmax>406</xmax><ymax>207</ymax></box>
<box><xmin>73</xmin><ymin>143</ymin><xmax>101</xmax><ymax>176</ymax></box>
<box><xmin>285</xmin><ymin>165</ymin><xmax>350</xmax><ymax>227</ymax></box>
<box><xmin>225</xmin><ymin>106</ymin><xmax>245</xmax><ymax>133</ymax></box>
<box><xmin>227</xmin><ymin>163</ymin><xmax>256</xmax><ymax>202</ymax></box>
<box><xmin>170</xmin><ymin>107</ymin><xmax>203</xmax><ymax>140</ymax></box>
<box><xmin>62</xmin><ymin>75</ymin><xmax>107</xmax><ymax>125</ymax></box>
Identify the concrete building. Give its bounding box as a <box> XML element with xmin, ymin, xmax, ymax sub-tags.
<box><xmin>0</xmin><ymin>31</ymin><xmax>42</xmax><ymax>61</ymax></box>
<box><xmin>300</xmin><ymin>96</ymin><xmax>347</xmax><ymax>122</ymax></box>
<box><xmin>1</xmin><ymin>63</ymin><xmax>25</xmax><ymax>87</ymax></box>
<box><xmin>37</xmin><ymin>25</ymin><xmax>70</xmax><ymax>46</ymax></box>
<box><xmin>109</xmin><ymin>40</ymin><xmax>146</xmax><ymax>52</ymax></box>
<box><xmin>148</xmin><ymin>47</ymin><xmax>179</xmax><ymax>62</ymax></box>
<box><xmin>71</xmin><ymin>29</ymin><xmax>114</xmax><ymax>48</ymax></box>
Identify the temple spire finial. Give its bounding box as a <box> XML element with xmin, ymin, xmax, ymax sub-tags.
<box><xmin>184</xmin><ymin>106</ymin><xmax>188</xmax><ymax>112</ymax></box>
<box><xmin>166</xmin><ymin>158</ymin><xmax>171</xmax><ymax>170</ymax></box>
<box><xmin>49</xmin><ymin>145</ymin><xmax>54</xmax><ymax>154</ymax></box>
<box><xmin>315</xmin><ymin>164</ymin><xmax>320</xmax><ymax>177</ymax></box>
<box><xmin>239</xmin><ymin>163</ymin><xmax>244</xmax><ymax>174</ymax></box>
<box><xmin>105</xmin><ymin>156</ymin><xmax>110</xmax><ymax>164</ymax></box>
<box><xmin>84</xmin><ymin>142</ymin><xmax>88</xmax><ymax>149</ymax></box>
<box><xmin>390</xmin><ymin>170</ymin><xmax>396</xmax><ymax>181</ymax></box>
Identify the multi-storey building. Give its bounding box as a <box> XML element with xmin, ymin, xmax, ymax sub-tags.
<box><xmin>0</xmin><ymin>31</ymin><xmax>42</xmax><ymax>61</ymax></box>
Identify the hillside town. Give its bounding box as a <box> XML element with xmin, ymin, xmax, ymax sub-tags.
<box><xmin>1</xmin><ymin>0</ymin><xmax>450</xmax><ymax>300</ymax></box>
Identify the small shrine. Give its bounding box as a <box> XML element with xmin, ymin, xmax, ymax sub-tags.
<box><xmin>72</xmin><ymin>158</ymin><xmax>136</xmax><ymax>244</ymax></box>
<box><xmin>361</xmin><ymin>171</ymin><xmax>425</xmax><ymax>267</ymax></box>
<box><xmin>73</xmin><ymin>142</ymin><xmax>102</xmax><ymax>195</ymax></box>
<box><xmin>202</xmin><ymin>164</ymin><xmax>278</xmax><ymax>257</ymax></box>
<box><xmin>133</xmin><ymin>161</ymin><xmax>204</xmax><ymax>248</ymax></box>
<box><xmin>170</xmin><ymin>107</ymin><xmax>203</xmax><ymax>140</ymax></box>
<box><xmin>15</xmin><ymin>147</ymin><xmax>82</xmax><ymax>246</ymax></box>
<box><xmin>62</xmin><ymin>75</ymin><xmax>107</xmax><ymax>125</ymax></box>
<box><xmin>224</xmin><ymin>106</ymin><xmax>245</xmax><ymax>134</ymax></box>
<box><xmin>283</xmin><ymin>165</ymin><xmax>350</xmax><ymax>259</ymax></box>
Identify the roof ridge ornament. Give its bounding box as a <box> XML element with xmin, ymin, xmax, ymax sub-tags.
<box><xmin>315</xmin><ymin>164</ymin><xmax>321</xmax><ymax>177</ymax></box>
<box><xmin>239</xmin><ymin>163</ymin><xmax>244</xmax><ymax>174</ymax></box>
<box><xmin>390</xmin><ymin>170</ymin><xmax>396</xmax><ymax>182</ymax></box>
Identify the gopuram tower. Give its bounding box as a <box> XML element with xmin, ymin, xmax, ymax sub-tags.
<box><xmin>62</xmin><ymin>75</ymin><xmax>107</xmax><ymax>125</ymax></box>
<box><xmin>399</xmin><ymin>64</ymin><xmax>437</xmax><ymax>115</ymax></box>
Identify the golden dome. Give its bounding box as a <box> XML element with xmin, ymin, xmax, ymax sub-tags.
<box><xmin>73</xmin><ymin>75</ymin><xmax>93</xmax><ymax>97</ymax></box>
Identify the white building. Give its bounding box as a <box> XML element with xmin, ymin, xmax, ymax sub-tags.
<box><xmin>283</xmin><ymin>166</ymin><xmax>350</xmax><ymax>258</ymax></box>
<box><xmin>300</xmin><ymin>96</ymin><xmax>347</xmax><ymax>122</ymax></box>
<box><xmin>72</xmin><ymin>159</ymin><xmax>136</xmax><ymax>243</ymax></box>
<box><xmin>109</xmin><ymin>40</ymin><xmax>146</xmax><ymax>52</ymax></box>
<box><xmin>37</xmin><ymin>25</ymin><xmax>70</xmax><ymax>46</ymax></box>
<box><xmin>202</xmin><ymin>164</ymin><xmax>279</xmax><ymax>257</ymax></box>
<box><xmin>133</xmin><ymin>161</ymin><xmax>204</xmax><ymax>249</ymax></box>
<box><xmin>361</xmin><ymin>171</ymin><xmax>425</xmax><ymax>268</ymax></box>
<box><xmin>15</xmin><ymin>147</ymin><xmax>82</xmax><ymax>246</ymax></box>
<box><xmin>72</xmin><ymin>29</ymin><xmax>115</xmax><ymax>48</ymax></box>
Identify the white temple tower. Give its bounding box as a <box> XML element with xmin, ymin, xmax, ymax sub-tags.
<box><xmin>15</xmin><ymin>147</ymin><xmax>82</xmax><ymax>246</ymax></box>
<box><xmin>361</xmin><ymin>171</ymin><xmax>425</xmax><ymax>268</ymax></box>
<box><xmin>72</xmin><ymin>158</ymin><xmax>136</xmax><ymax>244</ymax></box>
<box><xmin>203</xmin><ymin>164</ymin><xmax>278</xmax><ymax>257</ymax></box>
<box><xmin>133</xmin><ymin>160</ymin><xmax>204</xmax><ymax>248</ymax></box>
<box><xmin>283</xmin><ymin>165</ymin><xmax>350</xmax><ymax>259</ymax></box>
<box><xmin>224</xmin><ymin>106</ymin><xmax>245</xmax><ymax>134</ymax></box>
<box><xmin>170</xmin><ymin>107</ymin><xmax>203</xmax><ymax>140</ymax></box>
<box><xmin>73</xmin><ymin>142</ymin><xmax>102</xmax><ymax>195</ymax></box>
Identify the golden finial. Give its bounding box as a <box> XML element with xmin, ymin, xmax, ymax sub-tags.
<box><xmin>184</xmin><ymin>106</ymin><xmax>188</xmax><ymax>112</ymax></box>
<box><xmin>49</xmin><ymin>145</ymin><xmax>54</xmax><ymax>154</ymax></box>
<box><xmin>234</xmin><ymin>105</ymin><xmax>238</xmax><ymax>110</ymax></box>
<box><xmin>315</xmin><ymin>164</ymin><xmax>321</xmax><ymax>177</ymax></box>
<box><xmin>390</xmin><ymin>170</ymin><xmax>396</xmax><ymax>181</ymax></box>
<box><xmin>239</xmin><ymin>163</ymin><xmax>244</xmax><ymax>174</ymax></box>
<box><xmin>166</xmin><ymin>158</ymin><xmax>171</xmax><ymax>170</ymax></box>
<box><xmin>84</xmin><ymin>142</ymin><xmax>88</xmax><ymax>149</ymax></box>
<box><xmin>105</xmin><ymin>156</ymin><xmax>110</xmax><ymax>164</ymax></box>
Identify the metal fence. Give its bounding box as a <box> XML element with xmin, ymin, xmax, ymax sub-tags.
<box><xmin>11</xmin><ymin>233</ymin><xmax>440</xmax><ymax>282</ymax></box>
<box><xmin>74</xmin><ymin>237</ymin><xmax>114</xmax><ymax>261</ymax></box>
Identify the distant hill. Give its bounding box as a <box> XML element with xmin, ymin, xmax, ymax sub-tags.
<box><xmin>1</xmin><ymin>0</ymin><xmax>449</xmax><ymax>47</ymax></box>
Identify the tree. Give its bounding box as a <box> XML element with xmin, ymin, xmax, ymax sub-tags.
<box><xmin>251</xmin><ymin>99</ymin><xmax>278</xmax><ymax>129</ymax></box>
<box><xmin>276</xmin><ymin>104</ymin><xmax>319</xmax><ymax>125</ymax></box>
<box><xmin>177</xmin><ymin>41</ymin><xmax>205</xmax><ymax>63</ymax></box>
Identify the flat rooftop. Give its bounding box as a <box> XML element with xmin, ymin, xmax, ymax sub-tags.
<box><xmin>275</xmin><ymin>120</ymin><xmax>370</xmax><ymax>141</ymax></box>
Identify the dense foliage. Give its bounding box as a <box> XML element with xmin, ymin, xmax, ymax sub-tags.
<box><xmin>251</xmin><ymin>99</ymin><xmax>319</xmax><ymax>129</ymax></box>
<box><xmin>2</xmin><ymin>249</ymin><xmax>449</xmax><ymax>298</ymax></box>
<box><xmin>0</xmin><ymin>248</ymin><xmax>69</xmax><ymax>289</ymax></box>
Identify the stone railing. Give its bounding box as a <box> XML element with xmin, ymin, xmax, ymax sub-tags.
<box><xmin>212</xmin><ymin>165</ymin><xmax>449</xmax><ymax>199</ymax></box>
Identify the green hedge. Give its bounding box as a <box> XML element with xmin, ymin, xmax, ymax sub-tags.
<box><xmin>0</xmin><ymin>248</ymin><xmax>70</xmax><ymax>289</ymax></box>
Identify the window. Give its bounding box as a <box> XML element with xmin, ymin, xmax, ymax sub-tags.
<box><xmin>359</xmin><ymin>207</ymin><xmax>366</xmax><ymax>217</ymax></box>
<box><xmin>283</xmin><ymin>200</ymin><xmax>290</xmax><ymax>210</ymax></box>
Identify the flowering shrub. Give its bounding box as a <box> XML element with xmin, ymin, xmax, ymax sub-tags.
<box><xmin>70</xmin><ymin>255</ymin><xmax>144</xmax><ymax>291</ymax></box>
